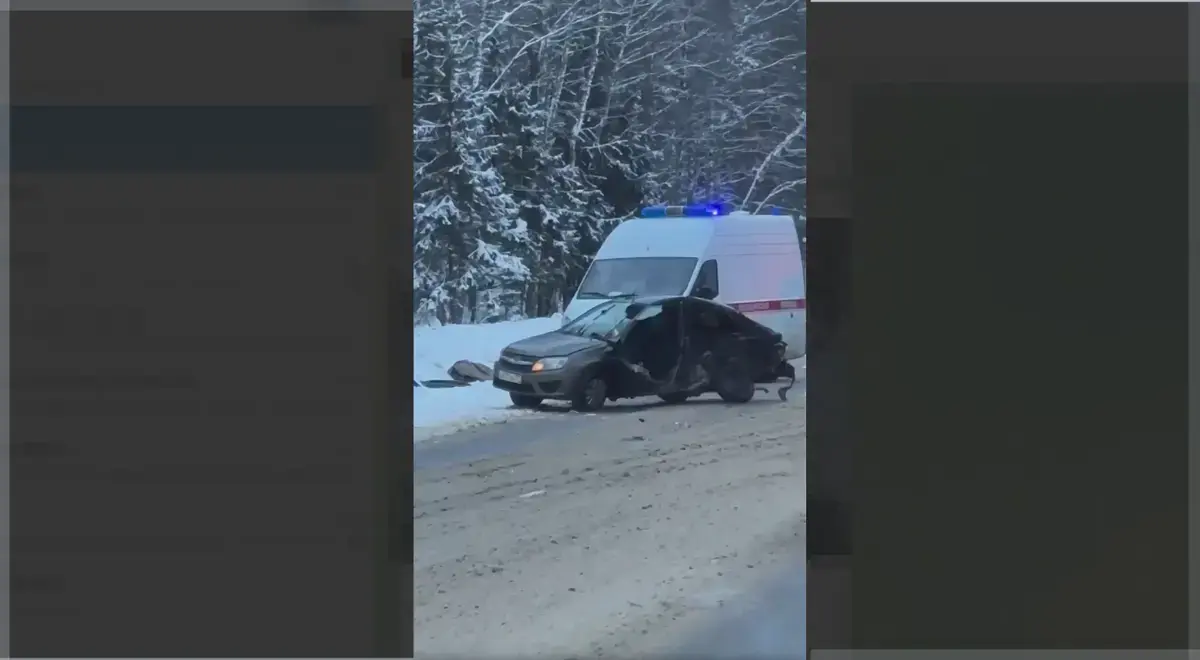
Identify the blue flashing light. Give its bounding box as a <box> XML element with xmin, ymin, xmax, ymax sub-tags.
<box><xmin>640</xmin><ymin>201</ymin><xmax>733</xmax><ymax>218</ymax></box>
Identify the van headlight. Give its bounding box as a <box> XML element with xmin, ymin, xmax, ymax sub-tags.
<box><xmin>531</xmin><ymin>357</ymin><xmax>569</xmax><ymax>372</ymax></box>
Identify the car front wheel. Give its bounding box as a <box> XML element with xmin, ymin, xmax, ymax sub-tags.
<box><xmin>658</xmin><ymin>392</ymin><xmax>690</xmax><ymax>404</ymax></box>
<box><xmin>509</xmin><ymin>393</ymin><xmax>543</xmax><ymax>408</ymax></box>
<box><xmin>571</xmin><ymin>375</ymin><xmax>607</xmax><ymax>411</ymax></box>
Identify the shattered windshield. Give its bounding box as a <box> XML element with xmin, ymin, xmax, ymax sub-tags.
<box><xmin>559</xmin><ymin>301</ymin><xmax>634</xmax><ymax>339</ymax></box>
<box><xmin>576</xmin><ymin>257</ymin><xmax>698</xmax><ymax>299</ymax></box>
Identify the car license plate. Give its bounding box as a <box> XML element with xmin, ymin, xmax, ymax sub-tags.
<box><xmin>497</xmin><ymin>370</ymin><xmax>522</xmax><ymax>384</ymax></box>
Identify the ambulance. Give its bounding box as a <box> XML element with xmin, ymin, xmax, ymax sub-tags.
<box><xmin>564</xmin><ymin>202</ymin><xmax>806</xmax><ymax>359</ymax></box>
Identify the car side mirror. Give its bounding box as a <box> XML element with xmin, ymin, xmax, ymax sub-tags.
<box><xmin>693</xmin><ymin>286</ymin><xmax>717</xmax><ymax>300</ymax></box>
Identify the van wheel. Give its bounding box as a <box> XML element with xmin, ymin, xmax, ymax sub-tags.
<box><xmin>658</xmin><ymin>392</ymin><xmax>691</xmax><ymax>405</ymax></box>
<box><xmin>715</xmin><ymin>359</ymin><xmax>756</xmax><ymax>403</ymax></box>
<box><xmin>509</xmin><ymin>393</ymin><xmax>543</xmax><ymax>408</ymax></box>
<box><xmin>571</xmin><ymin>375</ymin><xmax>608</xmax><ymax>412</ymax></box>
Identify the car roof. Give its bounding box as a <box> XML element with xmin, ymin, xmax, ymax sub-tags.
<box><xmin>624</xmin><ymin>296</ymin><xmax>779</xmax><ymax>338</ymax></box>
<box><xmin>631</xmin><ymin>295</ymin><xmax>678</xmax><ymax>305</ymax></box>
<box><xmin>630</xmin><ymin>295</ymin><xmax>735</xmax><ymax>312</ymax></box>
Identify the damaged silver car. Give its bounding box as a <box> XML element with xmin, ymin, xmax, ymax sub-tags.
<box><xmin>492</xmin><ymin>295</ymin><xmax>796</xmax><ymax>411</ymax></box>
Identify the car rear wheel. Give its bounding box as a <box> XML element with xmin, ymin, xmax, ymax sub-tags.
<box><xmin>571</xmin><ymin>375</ymin><xmax>607</xmax><ymax>411</ymax></box>
<box><xmin>509</xmin><ymin>393</ymin><xmax>543</xmax><ymax>408</ymax></box>
<box><xmin>775</xmin><ymin>361</ymin><xmax>796</xmax><ymax>380</ymax></box>
<box><xmin>715</xmin><ymin>359</ymin><xmax>756</xmax><ymax>403</ymax></box>
<box><xmin>658</xmin><ymin>392</ymin><xmax>690</xmax><ymax>405</ymax></box>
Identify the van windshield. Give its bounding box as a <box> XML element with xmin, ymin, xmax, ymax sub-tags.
<box><xmin>576</xmin><ymin>257</ymin><xmax>698</xmax><ymax>299</ymax></box>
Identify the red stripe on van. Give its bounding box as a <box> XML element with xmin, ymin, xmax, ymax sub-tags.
<box><xmin>730</xmin><ymin>299</ymin><xmax>806</xmax><ymax>313</ymax></box>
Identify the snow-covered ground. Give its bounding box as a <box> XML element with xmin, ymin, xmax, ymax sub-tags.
<box><xmin>413</xmin><ymin>315</ymin><xmax>562</xmax><ymax>436</ymax></box>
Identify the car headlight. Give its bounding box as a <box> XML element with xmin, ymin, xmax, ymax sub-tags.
<box><xmin>531</xmin><ymin>356</ymin><xmax>569</xmax><ymax>372</ymax></box>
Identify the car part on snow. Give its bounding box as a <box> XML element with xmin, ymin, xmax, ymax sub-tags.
<box><xmin>415</xmin><ymin>378</ymin><xmax>472</xmax><ymax>389</ymax></box>
<box><xmin>447</xmin><ymin>360</ymin><xmax>494</xmax><ymax>383</ymax></box>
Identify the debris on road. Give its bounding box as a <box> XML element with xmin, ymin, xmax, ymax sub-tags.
<box><xmin>448</xmin><ymin>360</ymin><xmax>494</xmax><ymax>383</ymax></box>
<box><xmin>776</xmin><ymin>360</ymin><xmax>797</xmax><ymax>402</ymax></box>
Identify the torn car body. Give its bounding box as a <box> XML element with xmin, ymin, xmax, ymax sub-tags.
<box><xmin>492</xmin><ymin>296</ymin><xmax>796</xmax><ymax>411</ymax></box>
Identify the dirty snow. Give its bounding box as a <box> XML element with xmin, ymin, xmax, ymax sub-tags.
<box><xmin>414</xmin><ymin>386</ymin><xmax>806</xmax><ymax>658</ymax></box>
<box><xmin>413</xmin><ymin>315</ymin><xmax>562</xmax><ymax>437</ymax></box>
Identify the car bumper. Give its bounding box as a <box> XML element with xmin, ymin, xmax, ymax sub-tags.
<box><xmin>491</xmin><ymin>361</ymin><xmax>584</xmax><ymax>398</ymax></box>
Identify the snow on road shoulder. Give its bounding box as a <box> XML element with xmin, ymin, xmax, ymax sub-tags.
<box><xmin>413</xmin><ymin>315</ymin><xmax>562</xmax><ymax>438</ymax></box>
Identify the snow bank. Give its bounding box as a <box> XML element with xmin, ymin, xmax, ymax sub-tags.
<box><xmin>413</xmin><ymin>315</ymin><xmax>562</xmax><ymax>437</ymax></box>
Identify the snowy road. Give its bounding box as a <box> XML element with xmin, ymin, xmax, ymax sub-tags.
<box><xmin>414</xmin><ymin>373</ymin><xmax>806</xmax><ymax>658</ymax></box>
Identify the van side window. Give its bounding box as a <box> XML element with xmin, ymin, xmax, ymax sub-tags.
<box><xmin>692</xmin><ymin>259</ymin><xmax>719</xmax><ymax>297</ymax></box>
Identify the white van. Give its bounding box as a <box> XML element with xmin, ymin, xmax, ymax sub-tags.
<box><xmin>564</xmin><ymin>204</ymin><xmax>806</xmax><ymax>359</ymax></box>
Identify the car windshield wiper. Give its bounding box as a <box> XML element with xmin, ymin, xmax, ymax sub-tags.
<box><xmin>577</xmin><ymin>291</ymin><xmax>639</xmax><ymax>300</ymax></box>
<box><xmin>559</xmin><ymin>323</ymin><xmax>594</xmax><ymax>337</ymax></box>
<box><xmin>589</xmin><ymin>332</ymin><xmax>618</xmax><ymax>346</ymax></box>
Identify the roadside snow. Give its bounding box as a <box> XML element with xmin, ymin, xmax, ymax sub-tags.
<box><xmin>413</xmin><ymin>315</ymin><xmax>562</xmax><ymax>437</ymax></box>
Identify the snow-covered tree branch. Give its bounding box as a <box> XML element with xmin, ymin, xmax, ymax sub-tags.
<box><xmin>414</xmin><ymin>0</ymin><xmax>805</xmax><ymax>325</ymax></box>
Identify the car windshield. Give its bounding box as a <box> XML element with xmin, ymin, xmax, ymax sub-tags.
<box><xmin>575</xmin><ymin>257</ymin><xmax>698</xmax><ymax>299</ymax></box>
<box><xmin>559</xmin><ymin>301</ymin><xmax>635</xmax><ymax>338</ymax></box>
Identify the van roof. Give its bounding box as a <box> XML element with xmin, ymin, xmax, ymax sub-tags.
<box><xmin>596</xmin><ymin>213</ymin><xmax>802</xmax><ymax>260</ymax></box>
<box><xmin>596</xmin><ymin>217</ymin><xmax>717</xmax><ymax>259</ymax></box>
